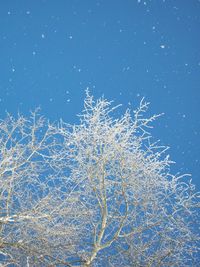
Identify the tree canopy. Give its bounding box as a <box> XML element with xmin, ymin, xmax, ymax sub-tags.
<box><xmin>0</xmin><ymin>93</ymin><xmax>199</xmax><ymax>266</ymax></box>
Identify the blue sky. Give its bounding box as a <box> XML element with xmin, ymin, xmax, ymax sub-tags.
<box><xmin>0</xmin><ymin>0</ymin><xmax>200</xmax><ymax>190</ymax></box>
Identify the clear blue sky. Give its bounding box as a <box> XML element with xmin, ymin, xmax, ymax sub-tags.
<box><xmin>0</xmin><ymin>0</ymin><xmax>200</xmax><ymax>190</ymax></box>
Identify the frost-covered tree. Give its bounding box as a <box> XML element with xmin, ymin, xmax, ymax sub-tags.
<box><xmin>0</xmin><ymin>110</ymin><xmax>86</xmax><ymax>266</ymax></box>
<box><xmin>0</xmin><ymin>93</ymin><xmax>199</xmax><ymax>266</ymax></box>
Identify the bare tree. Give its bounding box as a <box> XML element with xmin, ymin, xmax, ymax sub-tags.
<box><xmin>0</xmin><ymin>93</ymin><xmax>199</xmax><ymax>266</ymax></box>
<box><xmin>0</xmin><ymin>110</ymin><xmax>87</xmax><ymax>266</ymax></box>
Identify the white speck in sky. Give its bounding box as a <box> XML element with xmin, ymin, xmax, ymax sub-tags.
<box><xmin>152</xmin><ymin>26</ymin><xmax>156</xmax><ymax>33</ymax></box>
<box><xmin>123</xmin><ymin>66</ymin><xmax>131</xmax><ymax>72</ymax></box>
<box><xmin>69</xmin><ymin>35</ymin><xmax>73</xmax><ymax>39</ymax></box>
<box><xmin>32</xmin><ymin>51</ymin><xmax>36</xmax><ymax>56</ymax></box>
<box><xmin>8</xmin><ymin>11</ymin><xmax>11</xmax><ymax>15</ymax></box>
<box><xmin>26</xmin><ymin>11</ymin><xmax>30</xmax><ymax>15</ymax></box>
<box><xmin>66</xmin><ymin>90</ymin><xmax>69</xmax><ymax>94</ymax></box>
<box><xmin>12</xmin><ymin>68</ymin><xmax>15</xmax><ymax>72</ymax></box>
<box><xmin>49</xmin><ymin>98</ymin><xmax>53</xmax><ymax>102</ymax></box>
<box><xmin>66</xmin><ymin>99</ymin><xmax>71</xmax><ymax>103</ymax></box>
<box><xmin>160</xmin><ymin>44</ymin><xmax>165</xmax><ymax>49</ymax></box>
<box><xmin>41</xmin><ymin>34</ymin><xmax>45</xmax><ymax>39</ymax></box>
